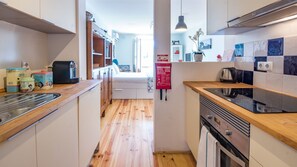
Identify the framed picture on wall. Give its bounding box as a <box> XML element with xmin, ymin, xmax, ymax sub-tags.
<box><xmin>200</xmin><ymin>38</ymin><xmax>212</xmax><ymax>50</ymax></box>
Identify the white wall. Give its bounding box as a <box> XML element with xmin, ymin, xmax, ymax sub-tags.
<box><xmin>86</xmin><ymin>0</ymin><xmax>113</xmax><ymax>36</ymax></box>
<box><xmin>154</xmin><ymin>62</ymin><xmax>234</xmax><ymax>152</ymax></box>
<box><xmin>0</xmin><ymin>21</ymin><xmax>48</xmax><ymax>69</ymax></box>
<box><xmin>0</xmin><ymin>21</ymin><xmax>49</xmax><ymax>90</ymax></box>
<box><xmin>114</xmin><ymin>33</ymin><xmax>136</xmax><ymax>69</ymax></box>
<box><xmin>153</xmin><ymin>0</ymin><xmax>171</xmax><ymax>152</ymax></box>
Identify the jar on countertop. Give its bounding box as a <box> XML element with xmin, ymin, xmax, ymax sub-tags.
<box><xmin>20</xmin><ymin>77</ymin><xmax>35</xmax><ymax>93</ymax></box>
<box><xmin>32</xmin><ymin>70</ymin><xmax>53</xmax><ymax>90</ymax></box>
<box><xmin>6</xmin><ymin>68</ymin><xmax>26</xmax><ymax>92</ymax></box>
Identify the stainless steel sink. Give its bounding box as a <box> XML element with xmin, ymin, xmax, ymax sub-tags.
<box><xmin>0</xmin><ymin>93</ymin><xmax>61</xmax><ymax>125</ymax></box>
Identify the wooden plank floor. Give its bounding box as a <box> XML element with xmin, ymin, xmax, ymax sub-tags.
<box><xmin>89</xmin><ymin>99</ymin><xmax>196</xmax><ymax>167</ymax></box>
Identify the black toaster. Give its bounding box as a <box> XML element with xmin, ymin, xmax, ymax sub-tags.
<box><xmin>52</xmin><ymin>61</ymin><xmax>79</xmax><ymax>84</ymax></box>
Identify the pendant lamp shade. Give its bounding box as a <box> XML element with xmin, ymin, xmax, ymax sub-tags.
<box><xmin>175</xmin><ymin>0</ymin><xmax>187</xmax><ymax>31</ymax></box>
<box><xmin>175</xmin><ymin>16</ymin><xmax>187</xmax><ymax>31</ymax></box>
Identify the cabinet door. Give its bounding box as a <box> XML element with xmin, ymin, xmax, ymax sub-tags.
<box><xmin>5</xmin><ymin>0</ymin><xmax>40</xmax><ymax>18</ymax></box>
<box><xmin>207</xmin><ymin>0</ymin><xmax>228</xmax><ymax>35</ymax></box>
<box><xmin>185</xmin><ymin>87</ymin><xmax>200</xmax><ymax>160</ymax></box>
<box><xmin>250</xmin><ymin>125</ymin><xmax>297</xmax><ymax>167</ymax></box>
<box><xmin>40</xmin><ymin>0</ymin><xmax>76</xmax><ymax>32</ymax></box>
<box><xmin>227</xmin><ymin>0</ymin><xmax>278</xmax><ymax>21</ymax></box>
<box><xmin>0</xmin><ymin>126</ymin><xmax>37</xmax><ymax>167</ymax></box>
<box><xmin>36</xmin><ymin>100</ymin><xmax>79</xmax><ymax>167</ymax></box>
<box><xmin>79</xmin><ymin>85</ymin><xmax>101</xmax><ymax>167</ymax></box>
<box><xmin>250</xmin><ymin>156</ymin><xmax>263</xmax><ymax>167</ymax></box>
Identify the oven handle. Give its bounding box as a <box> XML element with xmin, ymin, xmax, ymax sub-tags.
<box><xmin>218</xmin><ymin>143</ymin><xmax>246</xmax><ymax>167</ymax></box>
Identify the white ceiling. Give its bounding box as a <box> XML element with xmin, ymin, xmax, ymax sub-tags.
<box><xmin>86</xmin><ymin>0</ymin><xmax>206</xmax><ymax>34</ymax></box>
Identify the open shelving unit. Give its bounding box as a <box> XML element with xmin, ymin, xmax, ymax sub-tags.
<box><xmin>86</xmin><ymin>20</ymin><xmax>113</xmax><ymax>78</ymax></box>
<box><xmin>86</xmin><ymin>17</ymin><xmax>114</xmax><ymax>117</ymax></box>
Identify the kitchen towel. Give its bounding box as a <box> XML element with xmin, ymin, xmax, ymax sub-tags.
<box><xmin>197</xmin><ymin>126</ymin><xmax>208</xmax><ymax>167</ymax></box>
<box><xmin>197</xmin><ymin>126</ymin><xmax>218</xmax><ymax>167</ymax></box>
<box><xmin>207</xmin><ymin>132</ymin><xmax>218</xmax><ymax>167</ymax></box>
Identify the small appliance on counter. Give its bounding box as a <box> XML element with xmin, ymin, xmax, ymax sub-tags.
<box><xmin>52</xmin><ymin>61</ymin><xmax>79</xmax><ymax>84</ymax></box>
<box><xmin>220</xmin><ymin>67</ymin><xmax>237</xmax><ymax>83</ymax></box>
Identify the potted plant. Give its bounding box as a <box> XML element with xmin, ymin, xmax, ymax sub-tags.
<box><xmin>189</xmin><ymin>28</ymin><xmax>205</xmax><ymax>62</ymax></box>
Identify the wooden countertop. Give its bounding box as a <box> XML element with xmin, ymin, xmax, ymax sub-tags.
<box><xmin>0</xmin><ymin>80</ymin><xmax>101</xmax><ymax>143</ymax></box>
<box><xmin>184</xmin><ymin>81</ymin><xmax>297</xmax><ymax>151</ymax></box>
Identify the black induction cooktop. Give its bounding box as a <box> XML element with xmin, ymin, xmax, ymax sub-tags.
<box><xmin>205</xmin><ymin>88</ymin><xmax>297</xmax><ymax>113</ymax></box>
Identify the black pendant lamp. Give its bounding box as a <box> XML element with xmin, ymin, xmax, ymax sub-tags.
<box><xmin>175</xmin><ymin>0</ymin><xmax>187</xmax><ymax>32</ymax></box>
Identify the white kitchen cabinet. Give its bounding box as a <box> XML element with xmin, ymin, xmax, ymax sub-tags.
<box><xmin>250</xmin><ymin>156</ymin><xmax>263</xmax><ymax>167</ymax></box>
<box><xmin>227</xmin><ymin>0</ymin><xmax>278</xmax><ymax>21</ymax></box>
<box><xmin>207</xmin><ymin>0</ymin><xmax>277</xmax><ymax>35</ymax></box>
<box><xmin>0</xmin><ymin>126</ymin><xmax>37</xmax><ymax>167</ymax></box>
<box><xmin>40</xmin><ymin>0</ymin><xmax>76</xmax><ymax>33</ymax></box>
<box><xmin>185</xmin><ymin>87</ymin><xmax>200</xmax><ymax>160</ymax></box>
<box><xmin>78</xmin><ymin>84</ymin><xmax>101</xmax><ymax>167</ymax></box>
<box><xmin>4</xmin><ymin>0</ymin><xmax>40</xmax><ymax>18</ymax></box>
<box><xmin>36</xmin><ymin>100</ymin><xmax>79</xmax><ymax>167</ymax></box>
<box><xmin>250</xmin><ymin>125</ymin><xmax>297</xmax><ymax>167</ymax></box>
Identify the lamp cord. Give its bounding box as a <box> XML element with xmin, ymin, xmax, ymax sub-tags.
<box><xmin>180</xmin><ymin>0</ymin><xmax>182</xmax><ymax>16</ymax></box>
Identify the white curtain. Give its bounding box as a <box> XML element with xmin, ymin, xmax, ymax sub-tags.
<box><xmin>134</xmin><ymin>37</ymin><xmax>142</xmax><ymax>72</ymax></box>
<box><xmin>134</xmin><ymin>35</ymin><xmax>154</xmax><ymax>73</ymax></box>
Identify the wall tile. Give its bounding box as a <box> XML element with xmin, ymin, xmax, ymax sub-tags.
<box><xmin>268</xmin><ymin>38</ymin><xmax>284</xmax><ymax>56</ymax></box>
<box><xmin>267</xmin><ymin>56</ymin><xmax>284</xmax><ymax>74</ymax></box>
<box><xmin>237</xmin><ymin>69</ymin><xmax>243</xmax><ymax>83</ymax></box>
<box><xmin>284</xmin><ymin>36</ymin><xmax>297</xmax><ymax>55</ymax></box>
<box><xmin>253</xmin><ymin>71</ymin><xmax>266</xmax><ymax>89</ymax></box>
<box><xmin>283</xmin><ymin>75</ymin><xmax>297</xmax><ymax>97</ymax></box>
<box><xmin>243</xmin><ymin>71</ymin><xmax>253</xmax><ymax>85</ymax></box>
<box><xmin>235</xmin><ymin>57</ymin><xmax>254</xmax><ymax>71</ymax></box>
<box><xmin>244</xmin><ymin>42</ymin><xmax>254</xmax><ymax>57</ymax></box>
<box><xmin>266</xmin><ymin>73</ymin><xmax>283</xmax><ymax>92</ymax></box>
<box><xmin>254</xmin><ymin>40</ymin><xmax>267</xmax><ymax>57</ymax></box>
<box><xmin>235</xmin><ymin>43</ymin><xmax>244</xmax><ymax>57</ymax></box>
<box><xmin>284</xmin><ymin>56</ymin><xmax>297</xmax><ymax>76</ymax></box>
<box><xmin>254</xmin><ymin>57</ymin><xmax>267</xmax><ymax>72</ymax></box>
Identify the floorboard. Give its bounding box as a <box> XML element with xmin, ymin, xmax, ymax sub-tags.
<box><xmin>89</xmin><ymin>99</ymin><xmax>196</xmax><ymax>167</ymax></box>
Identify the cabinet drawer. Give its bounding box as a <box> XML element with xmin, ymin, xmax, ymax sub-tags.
<box><xmin>112</xmin><ymin>88</ymin><xmax>137</xmax><ymax>99</ymax></box>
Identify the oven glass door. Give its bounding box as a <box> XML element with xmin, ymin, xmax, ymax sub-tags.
<box><xmin>218</xmin><ymin>144</ymin><xmax>246</xmax><ymax>167</ymax></box>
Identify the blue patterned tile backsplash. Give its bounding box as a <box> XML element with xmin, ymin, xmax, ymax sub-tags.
<box><xmin>235</xmin><ymin>43</ymin><xmax>244</xmax><ymax>57</ymax></box>
<box><xmin>254</xmin><ymin>57</ymin><xmax>267</xmax><ymax>72</ymax></box>
<box><xmin>284</xmin><ymin>56</ymin><xmax>297</xmax><ymax>76</ymax></box>
<box><xmin>233</xmin><ymin>36</ymin><xmax>297</xmax><ymax>96</ymax></box>
<box><xmin>268</xmin><ymin>38</ymin><xmax>284</xmax><ymax>56</ymax></box>
<box><xmin>243</xmin><ymin>71</ymin><xmax>254</xmax><ymax>85</ymax></box>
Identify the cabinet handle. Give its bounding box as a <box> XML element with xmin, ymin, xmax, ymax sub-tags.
<box><xmin>8</xmin><ymin>121</ymin><xmax>38</xmax><ymax>141</ymax></box>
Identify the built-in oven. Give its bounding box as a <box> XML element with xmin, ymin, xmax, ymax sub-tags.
<box><xmin>200</xmin><ymin>96</ymin><xmax>250</xmax><ymax>167</ymax></box>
